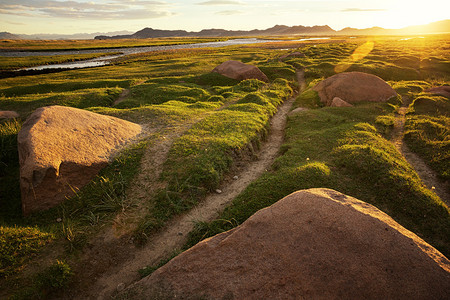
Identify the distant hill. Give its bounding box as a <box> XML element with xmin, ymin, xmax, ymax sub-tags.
<box><xmin>0</xmin><ymin>31</ymin><xmax>134</xmax><ymax>40</ymax></box>
<box><xmin>338</xmin><ymin>19</ymin><xmax>450</xmax><ymax>35</ymax></box>
<box><xmin>95</xmin><ymin>25</ymin><xmax>336</xmax><ymax>39</ymax></box>
<box><xmin>96</xmin><ymin>19</ymin><xmax>449</xmax><ymax>40</ymax></box>
<box><xmin>0</xmin><ymin>32</ymin><xmax>21</xmax><ymax>40</ymax></box>
<box><xmin>2</xmin><ymin>19</ymin><xmax>448</xmax><ymax>41</ymax></box>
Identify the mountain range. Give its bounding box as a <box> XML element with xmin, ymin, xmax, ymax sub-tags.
<box><xmin>95</xmin><ymin>19</ymin><xmax>449</xmax><ymax>39</ymax></box>
<box><xmin>1</xmin><ymin>20</ymin><xmax>448</xmax><ymax>40</ymax></box>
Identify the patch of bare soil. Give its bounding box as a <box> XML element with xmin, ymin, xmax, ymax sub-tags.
<box><xmin>391</xmin><ymin>103</ymin><xmax>450</xmax><ymax>206</ymax></box>
<box><xmin>59</xmin><ymin>71</ymin><xmax>304</xmax><ymax>300</ymax></box>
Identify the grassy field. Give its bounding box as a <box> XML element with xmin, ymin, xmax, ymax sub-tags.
<box><xmin>0</xmin><ymin>37</ymin><xmax>228</xmax><ymax>51</ymax></box>
<box><xmin>0</xmin><ymin>53</ymin><xmax>121</xmax><ymax>71</ymax></box>
<box><xmin>0</xmin><ymin>34</ymin><xmax>449</xmax><ymax>297</ymax></box>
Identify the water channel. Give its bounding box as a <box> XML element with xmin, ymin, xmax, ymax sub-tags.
<box><xmin>0</xmin><ymin>37</ymin><xmax>331</xmax><ymax>71</ymax></box>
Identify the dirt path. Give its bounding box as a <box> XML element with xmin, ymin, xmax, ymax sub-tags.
<box><xmin>391</xmin><ymin>104</ymin><xmax>450</xmax><ymax>206</ymax></box>
<box><xmin>62</xmin><ymin>72</ymin><xmax>303</xmax><ymax>300</ymax></box>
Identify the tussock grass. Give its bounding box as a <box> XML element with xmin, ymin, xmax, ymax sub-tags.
<box><xmin>410</xmin><ymin>94</ymin><xmax>450</xmax><ymax>116</ymax></box>
<box><xmin>0</xmin><ymin>79</ymin><xmax>134</xmax><ymax>97</ymax></box>
<box><xmin>405</xmin><ymin>115</ymin><xmax>450</xmax><ymax>180</ymax></box>
<box><xmin>10</xmin><ymin>260</ymin><xmax>72</xmax><ymax>300</ymax></box>
<box><xmin>133</xmin><ymin>78</ymin><xmax>293</xmax><ymax>243</ymax></box>
<box><xmin>186</xmin><ymin>104</ymin><xmax>450</xmax><ymax>257</ymax></box>
<box><xmin>0</xmin><ymin>37</ymin><xmax>228</xmax><ymax>51</ymax></box>
<box><xmin>119</xmin><ymin>82</ymin><xmax>211</xmax><ymax>107</ymax></box>
<box><xmin>0</xmin><ymin>53</ymin><xmax>116</xmax><ymax>71</ymax></box>
<box><xmin>0</xmin><ymin>119</ymin><xmax>21</xmax><ymax>219</ymax></box>
<box><xmin>0</xmin><ymin>87</ymin><xmax>123</xmax><ymax>117</ymax></box>
<box><xmin>0</xmin><ymin>226</ymin><xmax>54</xmax><ymax>278</ymax></box>
<box><xmin>1</xmin><ymin>35</ymin><xmax>449</xmax><ymax>294</ymax></box>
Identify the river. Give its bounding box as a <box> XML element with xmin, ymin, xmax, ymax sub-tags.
<box><xmin>0</xmin><ymin>37</ymin><xmax>331</xmax><ymax>71</ymax></box>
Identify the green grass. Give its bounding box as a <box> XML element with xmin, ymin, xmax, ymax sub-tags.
<box><xmin>404</xmin><ymin>115</ymin><xmax>450</xmax><ymax>180</ymax></box>
<box><xmin>10</xmin><ymin>260</ymin><xmax>72</xmax><ymax>300</ymax></box>
<box><xmin>0</xmin><ymin>119</ymin><xmax>22</xmax><ymax>218</ymax></box>
<box><xmin>118</xmin><ymin>82</ymin><xmax>211</xmax><ymax>107</ymax></box>
<box><xmin>0</xmin><ymin>226</ymin><xmax>54</xmax><ymax>278</ymax></box>
<box><xmin>0</xmin><ymin>37</ymin><xmax>229</xmax><ymax>51</ymax></box>
<box><xmin>22</xmin><ymin>140</ymin><xmax>149</xmax><ymax>251</ymax></box>
<box><xmin>409</xmin><ymin>94</ymin><xmax>450</xmax><ymax>116</ymax></box>
<box><xmin>133</xmin><ymin>78</ymin><xmax>293</xmax><ymax>243</ymax></box>
<box><xmin>0</xmin><ymin>87</ymin><xmax>123</xmax><ymax>117</ymax></box>
<box><xmin>0</xmin><ymin>79</ymin><xmax>135</xmax><ymax>97</ymax></box>
<box><xmin>0</xmin><ymin>53</ymin><xmax>117</xmax><ymax>71</ymax></box>
<box><xmin>1</xmin><ymin>34</ymin><xmax>449</xmax><ymax>295</ymax></box>
<box><xmin>185</xmin><ymin>103</ymin><xmax>450</xmax><ymax>257</ymax></box>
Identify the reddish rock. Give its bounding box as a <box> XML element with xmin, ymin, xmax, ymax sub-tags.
<box><xmin>0</xmin><ymin>110</ymin><xmax>19</xmax><ymax>119</ymax></box>
<box><xmin>313</xmin><ymin>72</ymin><xmax>397</xmax><ymax>106</ymax></box>
<box><xmin>212</xmin><ymin>60</ymin><xmax>269</xmax><ymax>82</ymax></box>
<box><xmin>18</xmin><ymin>105</ymin><xmax>142</xmax><ymax>215</ymax></box>
<box><xmin>426</xmin><ymin>86</ymin><xmax>450</xmax><ymax>98</ymax></box>
<box><xmin>330</xmin><ymin>96</ymin><xmax>353</xmax><ymax>107</ymax></box>
<box><xmin>125</xmin><ymin>188</ymin><xmax>450</xmax><ymax>299</ymax></box>
<box><xmin>288</xmin><ymin>107</ymin><xmax>308</xmax><ymax>116</ymax></box>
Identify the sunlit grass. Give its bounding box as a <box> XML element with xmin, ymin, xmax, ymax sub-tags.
<box><xmin>0</xmin><ymin>37</ymin><xmax>229</xmax><ymax>51</ymax></box>
<box><xmin>0</xmin><ymin>53</ymin><xmax>117</xmax><ymax>71</ymax></box>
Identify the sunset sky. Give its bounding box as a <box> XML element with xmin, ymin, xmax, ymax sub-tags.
<box><xmin>1</xmin><ymin>0</ymin><xmax>448</xmax><ymax>35</ymax></box>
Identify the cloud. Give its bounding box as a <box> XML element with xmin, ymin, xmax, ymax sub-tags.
<box><xmin>342</xmin><ymin>8</ymin><xmax>386</xmax><ymax>12</ymax></box>
<box><xmin>0</xmin><ymin>0</ymin><xmax>174</xmax><ymax>20</ymax></box>
<box><xmin>215</xmin><ymin>10</ymin><xmax>243</xmax><ymax>15</ymax></box>
<box><xmin>197</xmin><ymin>0</ymin><xmax>244</xmax><ymax>5</ymax></box>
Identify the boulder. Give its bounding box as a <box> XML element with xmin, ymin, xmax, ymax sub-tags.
<box><xmin>0</xmin><ymin>110</ymin><xmax>19</xmax><ymax>119</ymax></box>
<box><xmin>313</xmin><ymin>72</ymin><xmax>397</xmax><ymax>106</ymax></box>
<box><xmin>18</xmin><ymin>105</ymin><xmax>142</xmax><ymax>215</ymax></box>
<box><xmin>426</xmin><ymin>86</ymin><xmax>450</xmax><ymax>98</ymax></box>
<box><xmin>330</xmin><ymin>96</ymin><xmax>353</xmax><ymax>107</ymax></box>
<box><xmin>280</xmin><ymin>51</ymin><xmax>305</xmax><ymax>60</ymax></box>
<box><xmin>212</xmin><ymin>60</ymin><xmax>269</xmax><ymax>83</ymax></box>
<box><xmin>125</xmin><ymin>188</ymin><xmax>450</xmax><ymax>299</ymax></box>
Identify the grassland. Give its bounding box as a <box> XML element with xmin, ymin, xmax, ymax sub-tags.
<box><xmin>0</xmin><ymin>37</ymin><xmax>228</xmax><ymax>51</ymax></box>
<box><xmin>0</xmin><ymin>34</ymin><xmax>449</xmax><ymax>297</ymax></box>
<box><xmin>0</xmin><ymin>53</ymin><xmax>120</xmax><ymax>71</ymax></box>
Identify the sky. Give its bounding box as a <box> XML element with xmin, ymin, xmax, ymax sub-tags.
<box><xmin>0</xmin><ymin>0</ymin><xmax>449</xmax><ymax>35</ymax></box>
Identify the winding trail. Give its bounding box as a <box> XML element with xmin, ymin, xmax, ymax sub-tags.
<box><xmin>62</xmin><ymin>71</ymin><xmax>304</xmax><ymax>299</ymax></box>
<box><xmin>391</xmin><ymin>102</ymin><xmax>450</xmax><ymax>206</ymax></box>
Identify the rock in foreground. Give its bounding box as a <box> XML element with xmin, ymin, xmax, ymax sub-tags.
<box><xmin>125</xmin><ymin>188</ymin><xmax>450</xmax><ymax>299</ymax></box>
<box><xmin>18</xmin><ymin>106</ymin><xmax>142</xmax><ymax>215</ymax></box>
<box><xmin>212</xmin><ymin>60</ymin><xmax>269</xmax><ymax>82</ymax></box>
<box><xmin>313</xmin><ymin>71</ymin><xmax>397</xmax><ymax>106</ymax></box>
<box><xmin>0</xmin><ymin>110</ymin><xmax>19</xmax><ymax>119</ymax></box>
<box><xmin>426</xmin><ymin>85</ymin><xmax>450</xmax><ymax>98</ymax></box>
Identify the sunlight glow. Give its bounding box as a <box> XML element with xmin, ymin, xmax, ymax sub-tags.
<box><xmin>335</xmin><ymin>41</ymin><xmax>375</xmax><ymax>73</ymax></box>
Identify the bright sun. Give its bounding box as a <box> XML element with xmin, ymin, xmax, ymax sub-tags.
<box><xmin>382</xmin><ymin>0</ymin><xmax>448</xmax><ymax>29</ymax></box>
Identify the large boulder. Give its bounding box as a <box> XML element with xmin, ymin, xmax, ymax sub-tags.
<box><xmin>313</xmin><ymin>72</ymin><xmax>397</xmax><ymax>106</ymax></box>
<box><xmin>126</xmin><ymin>188</ymin><xmax>450</xmax><ymax>299</ymax></box>
<box><xmin>426</xmin><ymin>86</ymin><xmax>450</xmax><ymax>98</ymax></box>
<box><xmin>18</xmin><ymin>105</ymin><xmax>142</xmax><ymax>215</ymax></box>
<box><xmin>212</xmin><ymin>60</ymin><xmax>269</xmax><ymax>83</ymax></box>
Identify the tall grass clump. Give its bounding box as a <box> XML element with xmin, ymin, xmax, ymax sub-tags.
<box><xmin>185</xmin><ymin>104</ymin><xmax>450</xmax><ymax>257</ymax></box>
<box><xmin>11</xmin><ymin>260</ymin><xmax>72</xmax><ymax>300</ymax></box>
<box><xmin>0</xmin><ymin>119</ymin><xmax>21</xmax><ymax>175</ymax></box>
<box><xmin>404</xmin><ymin>115</ymin><xmax>450</xmax><ymax>180</ymax></box>
<box><xmin>133</xmin><ymin>78</ymin><xmax>293</xmax><ymax>243</ymax></box>
<box><xmin>0</xmin><ymin>119</ymin><xmax>22</xmax><ymax>220</ymax></box>
<box><xmin>0</xmin><ymin>226</ymin><xmax>54</xmax><ymax>278</ymax></box>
